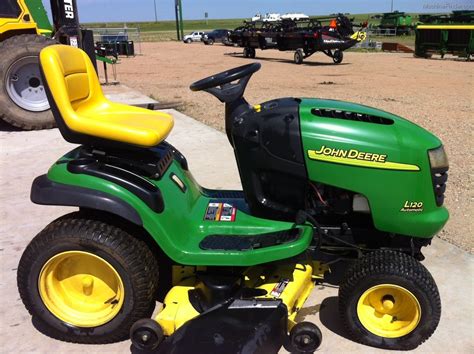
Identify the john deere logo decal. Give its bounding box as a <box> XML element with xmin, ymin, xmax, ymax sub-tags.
<box><xmin>308</xmin><ymin>146</ymin><xmax>420</xmax><ymax>171</ymax></box>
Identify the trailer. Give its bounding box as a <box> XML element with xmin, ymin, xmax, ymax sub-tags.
<box><xmin>229</xmin><ymin>14</ymin><xmax>366</xmax><ymax>65</ymax></box>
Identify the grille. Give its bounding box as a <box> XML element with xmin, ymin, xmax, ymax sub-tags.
<box><xmin>311</xmin><ymin>108</ymin><xmax>394</xmax><ymax>125</ymax></box>
<box><xmin>431</xmin><ymin>167</ymin><xmax>448</xmax><ymax>206</ymax></box>
<box><xmin>156</xmin><ymin>149</ymin><xmax>174</xmax><ymax>177</ymax></box>
<box><xmin>204</xmin><ymin>190</ymin><xmax>245</xmax><ymax>199</ymax></box>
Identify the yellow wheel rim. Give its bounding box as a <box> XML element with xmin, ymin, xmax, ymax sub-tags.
<box><xmin>38</xmin><ymin>251</ymin><xmax>125</xmax><ymax>327</ymax></box>
<box><xmin>357</xmin><ymin>284</ymin><xmax>421</xmax><ymax>338</ymax></box>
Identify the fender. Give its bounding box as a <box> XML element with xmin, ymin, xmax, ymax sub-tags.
<box><xmin>30</xmin><ymin>175</ymin><xmax>142</xmax><ymax>225</ymax></box>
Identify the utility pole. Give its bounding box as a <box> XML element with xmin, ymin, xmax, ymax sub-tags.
<box><xmin>174</xmin><ymin>0</ymin><xmax>184</xmax><ymax>41</ymax></box>
<box><xmin>391</xmin><ymin>0</ymin><xmax>394</xmax><ymax>12</ymax></box>
<box><xmin>178</xmin><ymin>0</ymin><xmax>184</xmax><ymax>40</ymax></box>
<box><xmin>174</xmin><ymin>0</ymin><xmax>180</xmax><ymax>40</ymax></box>
<box><xmin>154</xmin><ymin>0</ymin><xmax>158</xmax><ymax>23</ymax></box>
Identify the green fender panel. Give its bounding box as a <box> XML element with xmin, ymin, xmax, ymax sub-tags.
<box><xmin>45</xmin><ymin>153</ymin><xmax>313</xmax><ymax>266</ymax></box>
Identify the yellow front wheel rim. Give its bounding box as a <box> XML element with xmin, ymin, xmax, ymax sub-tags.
<box><xmin>357</xmin><ymin>284</ymin><xmax>421</xmax><ymax>338</ymax></box>
<box><xmin>39</xmin><ymin>251</ymin><xmax>125</xmax><ymax>327</ymax></box>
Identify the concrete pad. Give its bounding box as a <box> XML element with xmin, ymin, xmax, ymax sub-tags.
<box><xmin>102</xmin><ymin>84</ymin><xmax>158</xmax><ymax>108</ymax></box>
<box><xmin>0</xmin><ymin>110</ymin><xmax>472</xmax><ymax>353</ymax></box>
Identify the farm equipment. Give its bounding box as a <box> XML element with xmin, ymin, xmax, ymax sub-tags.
<box><xmin>415</xmin><ymin>11</ymin><xmax>474</xmax><ymax>60</ymax></box>
<box><xmin>0</xmin><ymin>0</ymin><xmax>94</xmax><ymax>129</ymax></box>
<box><xmin>18</xmin><ymin>45</ymin><xmax>448</xmax><ymax>353</ymax></box>
<box><xmin>375</xmin><ymin>11</ymin><xmax>413</xmax><ymax>35</ymax></box>
<box><xmin>229</xmin><ymin>14</ymin><xmax>366</xmax><ymax>65</ymax></box>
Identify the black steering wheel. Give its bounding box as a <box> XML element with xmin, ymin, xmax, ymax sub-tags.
<box><xmin>190</xmin><ymin>63</ymin><xmax>261</xmax><ymax>103</ymax></box>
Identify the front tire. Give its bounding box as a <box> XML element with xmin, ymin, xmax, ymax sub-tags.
<box><xmin>294</xmin><ymin>49</ymin><xmax>304</xmax><ymax>64</ymax></box>
<box><xmin>333</xmin><ymin>49</ymin><xmax>343</xmax><ymax>64</ymax></box>
<box><xmin>0</xmin><ymin>34</ymin><xmax>56</xmax><ymax>130</ymax></box>
<box><xmin>243</xmin><ymin>47</ymin><xmax>256</xmax><ymax>59</ymax></box>
<box><xmin>17</xmin><ymin>212</ymin><xmax>159</xmax><ymax>343</ymax></box>
<box><xmin>338</xmin><ymin>250</ymin><xmax>441</xmax><ymax>350</ymax></box>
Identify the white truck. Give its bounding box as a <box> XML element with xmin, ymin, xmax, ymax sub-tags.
<box><xmin>183</xmin><ymin>31</ymin><xmax>205</xmax><ymax>43</ymax></box>
<box><xmin>281</xmin><ymin>13</ymin><xmax>310</xmax><ymax>21</ymax></box>
<box><xmin>251</xmin><ymin>13</ymin><xmax>309</xmax><ymax>22</ymax></box>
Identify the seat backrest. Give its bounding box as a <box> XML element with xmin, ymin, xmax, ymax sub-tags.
<box><xmin>40</xmin><ymin>45</ymin><xmax>104</xmax><ymax>144</ymax></box>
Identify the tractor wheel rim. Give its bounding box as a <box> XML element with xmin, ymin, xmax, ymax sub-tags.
<box><xmin>5</xmin><ymin>56</ymin><xmax>50</xmax><ymax>112</ymax></box>
<box><xmin>357</xmin><ymin>284</ymin><xmax>421</xmax><ymax>338</ymax></box>
<box><xmin>38</xmin><ymin>251</ymin><xmax>125</xmax><ymax>327</ymax></box>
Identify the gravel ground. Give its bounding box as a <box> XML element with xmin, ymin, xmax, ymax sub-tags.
<box><xmin>111</xmin><ymin>41</ymin><xmax>473</xmax><ymax>252</ymax></box>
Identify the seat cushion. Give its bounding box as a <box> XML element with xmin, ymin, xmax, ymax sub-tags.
<box><xmin>74</xmin><ymin>101</ymin><xmax>174</xmax><ymax>147</ymax></box>
<box><xmin>40</xmin><ymin>45</ymin><xmax>174</xmax><ymax>147</ymax></box>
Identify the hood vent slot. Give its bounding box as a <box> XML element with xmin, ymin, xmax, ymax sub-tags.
<box><xmin>311</xmin><ymin>108</ymin><xmax>394</xmax><ymax>125</ymax></box>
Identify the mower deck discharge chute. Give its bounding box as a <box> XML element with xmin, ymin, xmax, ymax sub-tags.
<box><xmin>17</xmin><ymin>45</ymin><xmax>448</xmax><ymax>353</ymax></box>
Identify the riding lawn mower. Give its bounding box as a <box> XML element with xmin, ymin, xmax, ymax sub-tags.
<box><xmin>17</xmin><ymin>45</ymin><xmax>449</xmax><ymax>353</ymax></box>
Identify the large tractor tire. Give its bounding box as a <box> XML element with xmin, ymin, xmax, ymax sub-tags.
<box><xmin>17</xmin><ymin>212</ymin><xmax>160</xmax><ymax>343</ymax></box>
<box><xmin>0</xmin><ymin>34</ymin><xmax>56</xmax><ymax>130</ymax></box>
<box><xmin>338</xmin><ymin>250</ymin><xmax>441</xmax><ymax>350</ymax></box>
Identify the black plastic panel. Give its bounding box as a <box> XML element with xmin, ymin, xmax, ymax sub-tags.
<box><xmin>431</xmin><ymin>167</ymin><xmax>448</xmax><ymax>206</ymax></box>
<box><xmin>30</xmin><ymin>175</ymin><xmax>142</xmax><ymax>225</ymax></box>
<box><xmin>200</xmin><ymin>228</ymin><xmax>302</xmax><ymax>251</ymax></box>
<box><xmin>78</xmin><ymin>145</ymin><xmax>174</xmax><ymax>180</ymax></box>
<box><xmin>67</xmin><ymin>159</ymin><xmax>164</xmax><ymax>213</ymax></box>
<box><xmin>311</xmin><ymin>108</ymin><xmax>394</xmax><ymax>125</ymax></box>
<box><xmin>203</xmin><ymin>189</ymin><xmax>245</xmax><ymax>199</ymax></box>
<box><xmin>230</xmin><ymin>98</ymin><xmax>308</xmax><ymax>220</ymax></box>
<box><xmin>151</xmin><ymin>299</ymin><xmax>288</xmax><ymax>354</ymax></box>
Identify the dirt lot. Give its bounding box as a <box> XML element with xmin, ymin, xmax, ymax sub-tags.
<box><xmin>112</xmin><ymin>41</ymin><xmax>473</xmax><ymax>252</ymax></box>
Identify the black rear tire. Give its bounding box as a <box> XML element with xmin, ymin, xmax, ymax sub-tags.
<box><xmin>17</xmin><ymin>212</ymin><xmax>159</xmax><ymax>343</ymax></box>
<box><xmin>0</xmin><ymin>34</ymin><xmax>56</xmax><ymax>130</ymax></box>
<box><xmin>338</xmin><ymin>250</ymin><xmax>441</xmax><ymax>350</ymax></box>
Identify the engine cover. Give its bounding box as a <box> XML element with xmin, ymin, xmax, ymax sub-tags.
<box><xmin>299</xmin><ymin>98</ymin><xmax>448</xmax><ymax>238</ymax></box>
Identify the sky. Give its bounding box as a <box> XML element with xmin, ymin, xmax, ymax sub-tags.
<box><xmin>47</xmin><ymin>0</ymin><xmax>474</xmax><ymax>23</ymax></box>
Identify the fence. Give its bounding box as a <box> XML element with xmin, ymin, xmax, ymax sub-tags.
<box><xmin>367</xmin><ymin>28</ymin><xmax>397</xmax><ymax>36</ymax></box>
<box><xmin>89</xmin><ymin>27</ymin><xmax>143</xmax><ymax>55</ymax></box>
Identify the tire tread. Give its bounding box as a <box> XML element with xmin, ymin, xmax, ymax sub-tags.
<box><xmin>17</xmin><ymin>212</ymin><xmax>159</xmax><ymax>344</ymax></box>
<box><xmin>0</xmin><ymin>34</ymin><xmax>56</xmax><ymax>130</ymax></box>
<box><xmin>338</xmin><ymin>250</ymin><xmax>441</xmax><ymax>350</ymax></box>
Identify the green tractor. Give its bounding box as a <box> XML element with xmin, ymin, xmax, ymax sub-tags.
<box><xmin>18</xmin><ymin>45</ymin><xmax>448</xmax><ymax>353</ymax></box>
<box><xmin>0</xmin><ymin>0</ymin><xmax>55</xmax><ymax>129</ymax></box>
<box><xmin>0</xmin><ymin>0</ymin><xmax>93</xmax><ymax>129</ymax></box>
<box><xmin>378</xmin><ymin>11</ymin><xmax>413</xmax><ymax>35</ymax></box>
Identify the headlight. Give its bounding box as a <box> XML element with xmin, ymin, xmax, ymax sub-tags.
<box><xmin>428</xmin><ymin>145</ymin><xmax>449</xmax><ymax>170</ymax></box>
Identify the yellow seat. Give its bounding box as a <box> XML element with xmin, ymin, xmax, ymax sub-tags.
<box><xmin>39</xmin><ymin>45</ymin><xmax>173</xmax><ymax>147</ymax></box>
